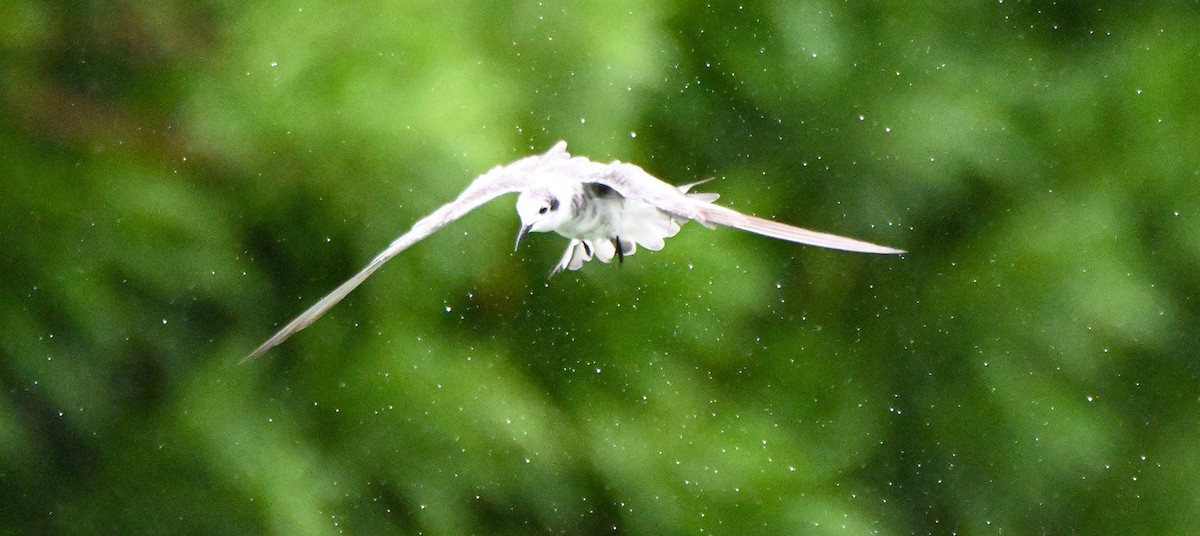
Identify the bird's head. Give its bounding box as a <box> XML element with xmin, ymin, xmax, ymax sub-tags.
<box><xmin>514</xmin><ymin>184</ymin><xmax>575</xmax><ymax>250</ymax></box>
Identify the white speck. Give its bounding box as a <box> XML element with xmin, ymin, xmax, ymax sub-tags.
<box><xmin>161</xmin><ymin>318</ymin><xmax>168</xmax><ymax>325</ymax></box>
<box><xmin>270</xmin><ymin>61</ymin><xmax>278</xmax><ymax>68</ymax></box>
<box><xmin>445</xmin><ymin>306</ymin><xmax>452</xmax><ymax>312</ymax></box>
<box><xmin>630</xmin><ymin>131</ymin><xmax>637</xmax><ymax>138</ymax></box>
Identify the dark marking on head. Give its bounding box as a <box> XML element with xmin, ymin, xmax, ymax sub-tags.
<box><xmin>548</xmin><ymin>197</ymin><xmax>560</xmax><ymax>211</ymax></box>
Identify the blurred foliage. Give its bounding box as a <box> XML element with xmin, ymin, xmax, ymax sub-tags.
<box><xmin>2</xmin><ymin>0</ymin><xmax>1198</xmax><ymax>534</ymax></box>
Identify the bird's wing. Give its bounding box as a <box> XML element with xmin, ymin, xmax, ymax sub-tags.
<box><xmin>242</xmin><ymin>143</ymin><xmax>570</xmax><ymax>362</ymax></box>
<box><xmin>695</xmin><ymin>203</ymin><xmax>905</xmax><ymax>254</ymax></box>
<box><xmin>583</xmin><ymin>160</ymin><xmax>905</xmax><ymax>255</ymax></box>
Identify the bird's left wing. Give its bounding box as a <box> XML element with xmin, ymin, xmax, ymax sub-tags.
<box><xmin>584</xmin><ymin>159</ymin><xmax>905</xmax><ymax>255</ymax></box>
<box><xmin>242</xmin><ymin>143</ymin><xmax>569</xmax><ymax>362</ymax></box>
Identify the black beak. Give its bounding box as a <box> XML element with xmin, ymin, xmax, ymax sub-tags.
<box><xmin>514</xmin><ymin>224</ymin><xmax>532</xmax><ymax>251</ymax></box>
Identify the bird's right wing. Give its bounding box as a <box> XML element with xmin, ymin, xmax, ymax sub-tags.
<box><xmin>242</xmin><ymin>144</ymin><xmax>570</xmax><ymax>362</ymax></box>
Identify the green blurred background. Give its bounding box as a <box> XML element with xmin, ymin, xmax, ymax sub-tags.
<box><xmin>2</xmin><ymin>1</ymin><xmax>1198</xmax><ymax>534</ymax></box>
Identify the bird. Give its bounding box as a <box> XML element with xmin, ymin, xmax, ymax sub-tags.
<box><xmin>242</xmin><ymin>141</ymin><xmax>903</xmax><ymax>362</ymax></box>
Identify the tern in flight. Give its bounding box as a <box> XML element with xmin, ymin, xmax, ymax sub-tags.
<box><xmin>243</xmin><ymin>141</ymin><xmax>903</xmax><ymax>362</ymax></box>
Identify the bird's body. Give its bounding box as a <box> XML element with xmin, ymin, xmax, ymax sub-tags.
<box><xmin>555</xmin><ymin>184</ymin><xmax>625</xmax><ymax>245</ymax></box>
<box><xmin>243</xmin><ymin>141</ymin><xmax>903</xmax><ymax>362</ymax></box>
<box><xmin>536</xmin><ymin>181</ymin><xmax>718</xmax><ymax>274</ymax></box>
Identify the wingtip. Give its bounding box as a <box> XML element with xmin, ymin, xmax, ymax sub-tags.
<box><xmin>239</xmin><ymin>346</ymin><xmax>269</xmax><ymax>365</ymax></box>
<box><xmin>848</xmin><ymin>243</ymin><xmax>905</xmax><ymax>255</ymax></box>
<box><xmin>240</xmin><ymin>337</ymin><xmax>281</xmax><ymax>364</ymax></box>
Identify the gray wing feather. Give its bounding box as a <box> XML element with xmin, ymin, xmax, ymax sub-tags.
<box><xmin>242</xmin><ymin>147</ymin><xmax>568</xmax><ymax>363</ymax></box>
<box><xmin>586</xmin><ymin>162</ymin><xmax>706</xmax><ymax>221</ymax></box>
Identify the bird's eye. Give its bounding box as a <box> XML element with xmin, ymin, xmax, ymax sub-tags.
<box><xmin>538</xmin><ymin>206</ymin><xmax>549</xmax><ymax>214</ymax></box>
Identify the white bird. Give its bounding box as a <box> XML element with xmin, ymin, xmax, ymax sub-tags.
<box><xmin>243</xmin><ymin>141</ymin><xmax>903</xmax><ymax>362</ymax></box>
